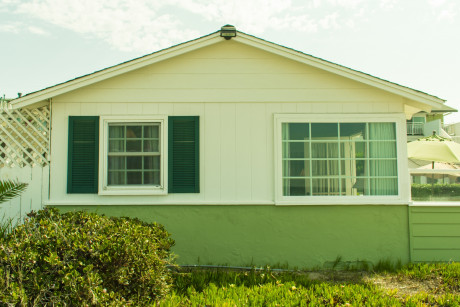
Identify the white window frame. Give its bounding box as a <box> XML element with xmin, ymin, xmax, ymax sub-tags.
<box><xmin>98</xmin><ymin>115</ymin><xmax>168</xmax><ymax>195</ymax></box>
<box><xmin>274</xmin><ymin>113</ymin><xmax>410</xmax><ymax>205</ymax></box>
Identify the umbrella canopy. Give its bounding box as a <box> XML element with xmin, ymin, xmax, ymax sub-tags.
<box><xmin>407</xmin><ymin>134</ymin><xmax>460</xmax><ymax>163</ymax></box>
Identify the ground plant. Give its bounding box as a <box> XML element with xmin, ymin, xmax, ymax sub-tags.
<box><xmin>0</xmin><ymin>208</ymin><xmax>175</xmax><ymax>306</ymax></box>
<box><xmin>160</xmin><ymin>263</ymin><xmax>460</xmax><ymax>306</ymax></box>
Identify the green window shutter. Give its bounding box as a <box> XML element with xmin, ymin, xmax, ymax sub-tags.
<box><xmin>67</xmin><ymin>116</ymin><xmax>99</xmax><ymax>193</ymax></box>
<box><xmin>168</xmin><ymin>116</ymin><xmax>199</xmax><ymax>193</ymax></box>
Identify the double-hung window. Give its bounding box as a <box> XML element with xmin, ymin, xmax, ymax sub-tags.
<box><xmin>99</xmin><ymin>116</ymin><xmax>167</xmax><ymax>195</ymax></box>
<box><xmin>67</xmin><ymin>115</ymin><xmax>200</xmax><ymax>195</ymax></box>
<box><xmin>275</xmin><ymin>114</ymin><xmax>406</xmax><ymax>204</ymax></box>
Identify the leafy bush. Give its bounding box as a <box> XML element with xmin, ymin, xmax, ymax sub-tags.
<box><xmin>0</xmin><ymin>208</ymin><xmax>175</xmax><ymax>305</ymax></box>
<box><xmin>411</xmin><ymin>183</ymin><xmax>460</xmax><ymax>199</ymax></box>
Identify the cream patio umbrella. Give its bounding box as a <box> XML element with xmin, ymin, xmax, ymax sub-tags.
<box><xmin>408</xmin><ymin>132</ymin><xmax>460</xmax><ymax>197</ymax></box>
<box><xmin>407</xmin><ymin>133</ymin><xmax>460</xmax><ymax>166</ymax></box>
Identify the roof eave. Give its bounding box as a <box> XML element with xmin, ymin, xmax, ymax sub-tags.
<box><xmin>233</xmin><ymin>32</ymin><xmax>449</xmax><ymax>109</ymax></box>
<box><xmin>10</xmin><ymin>29</ymin><xmax>453</xmax><ymax>112</ymax></box>
<box><xmin>10</xmin><ymin>31</ymin><xmax>222</xmax><ymax>109</ymax></box>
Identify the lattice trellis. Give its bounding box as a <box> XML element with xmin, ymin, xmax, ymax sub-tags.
<box><xmin>0</xmin><ymin>99</ymin><xmax>50</xmax><ymax>168</ymax></box>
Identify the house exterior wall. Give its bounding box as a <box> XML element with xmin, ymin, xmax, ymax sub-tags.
<box><xmin>53</xmin><ymin>205</ymin><xmax>410</xmax><ymax>268</ymax></box>
<box><xmin>49</xmin><ymin>40</ymin><xmax>408</xmax><ymax>205</ymax></box>
<box><xmin>48</xmin><ymin>40</ymin><xmax>412</xmax><ymax>267</ymax></box>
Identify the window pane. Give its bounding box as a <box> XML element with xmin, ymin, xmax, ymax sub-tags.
<box><xmin>126</xmin><ymin>126</ymin><xmax>142</xmax><ymax>138</ymax></box>
<box><xmin>283</xmin><ymin>178</ymin><xmax>309</xmax><ymax>196</ymax></box>
<box><xmin>311</xmin><ymin>123</ymin><xmax>338</xmax><ymax>138</ymax></box>
<box><xmin>108</xmin><ymin>156</ymin><xmax>125</xmax><ymax>170</ymax></box>
<box><xmin>369</xmin><ymin>141</ymin><xmax>396</xmax><ymax>158</ymax></box>
<box><xmin>126</xmin><ymin>140</ymin><xmax>142</xmax><ymax>152</ymax></box>
<box><xmin>283</xmin><ymin>160</ymin><xmax>309</xmax><ymax>177</ymax></box>
<box><xmin>108</xmin><ymin>171</ymin><xmax>125</xmax><ymax>185</ymax></box>
<box><xmin>312</xmin><ymin>178</ymin><xmax>340</xmax><ymax>196</ymax></box>
<box><xmin>311</xmin><ymin>142</ymin><xmax>339</xmax><ymax>158</ymax></box>
<box><xmin>143</xmin><ymin>140</ymin><xmax>159</xmax><ymax>152</ymax></box>
<box><xmin>369</xmin><ymin>178</ymin><xmax>398</xmax><ymax>195</ymax></box>
<box><xmin>144</xmin><ymin>125</ymin><xmax>159</xmax><ymax>138</ymax></box>
<box><xmin>109</xmin><ymin>140</ymin><xmax>124</xmax><ymax>153</ymax></box>
<box><xmin>341</xmin><ymin>178</ymin><xmax>366</xmax><ymax>196</ymax></box>
<box><xmin>368</xmin><ymin>123</ymin><xmax>396</xmax><ymax>140</ymax></box>
<box><xmin>369</xmin><ymin>160</ymin><xmax>397</xmax><ymax>176</ymax></box>
<box><xmin>283</xmin><ymin>123</ymin><xmax>309</xmax><ymax>140</ymax></box>
<box><xmin>127</xmin><ymin>156</ymin><xmax>142</xmax><ymax>170</ymax></box>
<box><xmin>340</xmin><ymin>123</ymin><xmax>366</xmax><ymax>139</ymax></box>
<box><xmin>340</xmin><ymin>141</ymin><xmax>366</xmax><ymax>159</ymax></box>
<box><xmin>109</xmin><ymin>126</ymin><xmax>124</xmax><ymax>138</ymax></box>
<box><xmin>144</xmin><ymin>171</ymin><xmax>160</xmax><ymax>185</ymax></box>
<box><xmin>341</xmin><ymin>159</ymin><xmax>367</xmax><ymax>177</ymax></box>
<box><xmin>312</xmin><ymin>160</ymin><xmax>339</xmax><ymax>176</ymax></box>
<box><xmin>127</xmin><ymin>171</ymin><xmax>142</xmax><ymax>184</ymax></box>
<box><xmin>144</xmin><ymin>156</ymin><xmax>160</xmax><ymax>170</ymax></box>
<box><xmin>283</xmin><ymin>142</ymin><xmax>309</xmax><ymax>159</ymax></box>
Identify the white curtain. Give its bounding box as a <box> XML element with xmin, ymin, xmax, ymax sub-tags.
<box><xmin>368</xmin><ymin>123</ymin><xmax>398</xmax><ymax>195</ymax></box>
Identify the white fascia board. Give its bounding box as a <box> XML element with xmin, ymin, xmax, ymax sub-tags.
<box><xmin>235</xmin><ymin>33</ymin><xmax>449</xmax><ymax>109</ymax></box>
<box><xmin>11</xmin><ymin>33</ymin><xmax>223</xmax><ymax>109</ymax></box>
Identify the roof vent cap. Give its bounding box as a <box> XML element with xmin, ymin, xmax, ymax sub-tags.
<box><xmin>220</xmin><ymin>24</ymin><xmax>236</xmax><ymax>40</ymax></box>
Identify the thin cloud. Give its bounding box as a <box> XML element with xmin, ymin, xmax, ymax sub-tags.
<box><xmin>27</xmin><ymin>26</ymin><xmax>49</xmax><ymax>35</ymax></box>
<box><xmin>5</xmin><ymin>0</ymin><xmax>453</xmax><ymax>53</ymax></box>
<box><xmin>0</xmin><ymin>22</ymin><xmax>20</xmax><ymax>33</ymax></box>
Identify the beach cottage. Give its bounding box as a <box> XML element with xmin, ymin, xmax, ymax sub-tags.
<box><xmin>8</xmin><ymin>25</ymin><xmax>457</xmax><ymax>267</ymax></box>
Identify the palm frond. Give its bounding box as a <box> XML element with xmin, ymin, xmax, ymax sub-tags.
<box><xmin>0</xmin><ymin>180</ymin><xmax>28</xmax><ymax>204</ymax></box>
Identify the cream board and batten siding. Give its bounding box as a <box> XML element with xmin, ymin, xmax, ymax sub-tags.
<box><xmin>48</xmin><ymin>40</ymin><xmax>408</xmax><ymax>206</ymax></box>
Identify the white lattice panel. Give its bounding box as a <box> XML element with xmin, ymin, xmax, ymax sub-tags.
<box><xmin>0</xmin><ymin>100</ymin><xmax>50</xmax><ymax>168</ymax></box>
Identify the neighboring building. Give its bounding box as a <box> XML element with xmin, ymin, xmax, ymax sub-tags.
<box><xmin>406</xmin><ymin>111</ymin><xmax>453</xmax><ymax>142</ymax></box>
<box><xmin>6</xmin><ymin>26</ymin><xmax>458</xmax><ymax>267</ymax></box>
<box><xmin>444</xmin><ymin>122</ymin><xmax>460</xmax><ymax>143</ymax></box>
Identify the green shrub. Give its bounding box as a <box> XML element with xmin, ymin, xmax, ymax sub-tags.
<box><xmin>0</xmin><ymin>208</ymin><xmax>175</xmax><ymax>306</ymax></box>
<box><xmin>411</xmin><ymin>183</ymin><xmax>460</xmax><ymax>199</ymax></box>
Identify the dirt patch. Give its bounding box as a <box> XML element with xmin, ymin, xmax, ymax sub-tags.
<box><xmin>306</xmin><ymin>271</ymin><xmax>368</xmax><ymax>284</ymax></box>
<box><xmin>365</xmin><ymin>274</ymin><xmax>450</xmax><ymax>298</ymax></box>
<box><xmin>304</xmin><ymin>270</ymin><xmax>456</xmax><ymax>298</ymax></box>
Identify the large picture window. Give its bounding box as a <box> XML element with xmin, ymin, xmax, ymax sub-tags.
<box><xmin>276</xmin><ymin>114</ymin><xmax>405</xmax><ymax>204</ymax></box>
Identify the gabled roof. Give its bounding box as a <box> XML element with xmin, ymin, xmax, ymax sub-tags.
<box><xmin>10</xmin><ymin>26</ymin><xmax>456</xmax><ymax>113</ymax></box>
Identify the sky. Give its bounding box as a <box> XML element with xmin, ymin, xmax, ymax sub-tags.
<box><xmin>1</xmin><ymin>0</ymin><xmax>460</xmax><ymax>122</ymax></box>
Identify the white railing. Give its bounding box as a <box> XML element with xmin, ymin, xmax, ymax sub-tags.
<box><xmin>407</xmin><ymin>122</ymin><xmax>424</xmax><ymax>135</ymax></box>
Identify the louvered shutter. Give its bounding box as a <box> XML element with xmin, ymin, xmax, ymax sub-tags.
<box><xmin>67</xmin><ymin>116</ymin><xmax>99</xmax><ymax>193</ymax></box>
<box><xmin>168</xmin><ymin>116</ymin><xmax>199</xmax><ymax>193</ymax></box>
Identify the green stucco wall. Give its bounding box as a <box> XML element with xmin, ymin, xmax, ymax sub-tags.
<box><xmin>53</xmin><ymin>205</ymin><xmax>410</xmax><ymax>268</ymax></box>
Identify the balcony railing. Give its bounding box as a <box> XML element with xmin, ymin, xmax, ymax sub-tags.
<box><xmin>407</xmin><ymin>122</ymin><xmax>424</xmax><ymax>135</ymax></box>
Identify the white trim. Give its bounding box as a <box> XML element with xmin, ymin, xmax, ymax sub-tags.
<box><xmin>274</xmin><ymin>113</ymin><xmax>410</xmax><ymax>205</ymax></box>
<box><xmin>44</xmin><ymin>200</ymin><xmax>410</xmax><ymax>206</ymax></box>
<box><xmin>410</xmin><ymin>202</ymin><xmax>460</xmax><ymax>207</ymax></box>
<box><xmin>45</xmin><ymin>200</ymin><xmax>277</xmax><ymax>206</ymax></box>
<box><xmin>98</xmin><ymin>115</ymin><xmax>168</xmax><ymax>195</ymax></box>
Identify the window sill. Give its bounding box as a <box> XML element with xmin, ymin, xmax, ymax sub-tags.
<box><xmin>275</xmin><ymin>197</ymin><xmax>409</xmax><ymax>206</ymax></box>
<box><xmin>98</xmin><ymin>187</ymin><xmax>167</xmax><ymax>196</ymax></box>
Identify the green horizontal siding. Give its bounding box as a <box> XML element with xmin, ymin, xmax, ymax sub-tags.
<box><xmin>409</xmin><ymin>206</ymin><xmax>460</xmax><ymax>262</ymax></box>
